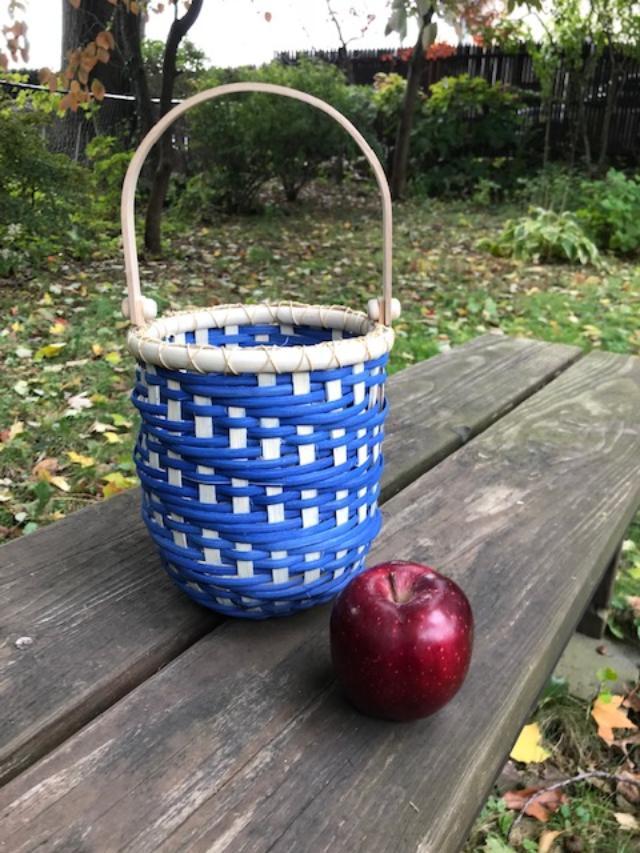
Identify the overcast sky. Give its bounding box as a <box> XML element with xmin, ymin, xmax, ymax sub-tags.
<box><xmin>26</xmin><ymin>0</ymin><xmax>456</xmax><ymax>70</ymax></box>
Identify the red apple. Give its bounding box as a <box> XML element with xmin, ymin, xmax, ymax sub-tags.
<box><xmin>330</xmin><ymin>561</ymin><xmax>473</xmax><ymax>721</ymax></box>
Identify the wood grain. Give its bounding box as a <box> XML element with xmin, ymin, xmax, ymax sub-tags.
<box><xmin>0</xmin><ymin>336</ymin><xmax>578</xmax><ymax>786</ymax></box>
<box><xmin>1</xmin><ymin>349</ymin><xmax>638</xmax><ymax>853</ymax></box>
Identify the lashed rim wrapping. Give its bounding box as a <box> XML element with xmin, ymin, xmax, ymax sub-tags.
<box><xmin>127</xmin><ymin>302</ymin><xmax>395</xmax><ymax>374</ymax></box>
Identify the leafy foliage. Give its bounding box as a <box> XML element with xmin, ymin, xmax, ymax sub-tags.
<box><xmin>141</xmin><ymin>37</ymin><xmax>206</xmax><ymax>98</ymax></box>
<box><xmin>480</xmin><ymin>207</ymin><xmax>600</xmax><ymax>265</ymax></box>
<box><xmin>182</xmin><ymin>59</ymin><xmax>364</xmax><ymax>213</ymax></box>
<box><xmin>413</xmin><ymin>74</ymin><xmax>524</xmax><ymax>195</ymax></box>
<box><xmin>577</xmin><ymin>170</ymin><xmax>640</xmax><ymax>255</ymax></box>
<box><xmin>0</xmin><ymin>95</ymin><xmax>87</xmax><ymax>272</ymax></box>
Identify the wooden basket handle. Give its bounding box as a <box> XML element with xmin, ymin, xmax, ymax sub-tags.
<box><xmin>121</xmin><ymin>82</ymin><xmax>394</xmax><ymax>327</ymax></box>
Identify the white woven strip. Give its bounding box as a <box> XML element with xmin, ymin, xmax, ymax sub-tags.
<box><xmin>194</xmin><ymin>394</ymin><xmax>213</xmax><ymax>438</ymax></box>
<box><xmin>145</xmin><ymin>366</ymin><xmax>161</xmax><ymax>469</ymax></box>
<box><xmin>225</xmin><ymin>324</ymin><xmax>239</xmax><ymax>348</ymax></box>
<box><xmin>167</xmin><ymin>451</ymin><xmax>182</xmax><ymax>488</ymax></box>
<box><xmin>271</xmin><ymin>550</ymin><xmax>288</xmax><ymax>585</ymax></box>
<box><xmin>335</xmin><ymin>488</ymin><xmax>349</xmax><ymax>526</ymax></box>
<box><xmin>170</xmin><ymin>513</ymin><xmax>187</xmax><ymax>548</ymax></box>
<box><xmin>195</xmin><ymin>327</ymin><xmax>209</xmax><ymax>345</ymax></box>
<box><xmin>197</xmin><ymin>465</ymin><xmax>216</xmax><ymax>503</ymax></box>
<box><xmin>203</xmin><ymin>538</ymin><xmax>221</xmax><ymax>565</ymax></box>
<box><xmin>358</xmin><ymin>487</ymin><xmax>367</xmax><ymax>522</ymax></box>
<box><xmin>235</xmin><ymin>542</ymin><xmax>254</xmax><ymax>578</ymax></box>
<box><xmin>352</xmin><ymin>362</ymin><xmax>365</xmax><ymax>405</ymax></box>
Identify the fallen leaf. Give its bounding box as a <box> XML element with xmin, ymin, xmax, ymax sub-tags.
<box><xmin>49</xmin><ymin>321</ymin><xmax>67</xmax><ymax>335</ymax></box>
<box><xmin>90</xmin><ymin>393</ymin><xmax>109</xmax><ymax>404</ymax></box>
<box><xmin>15</xmin><ymin>346</ymin><xmax>32</xmax><ymax>358</ymax></box>
<box><xmin>104</xmin><ymin>351</ymin><xmax>121</xmax><ymax>365</ymax></box>
<box><xmin>616</xmin><ymin>770</ymin><xmax>640</xmax><ymax>804</ymax></box>
<box><xmin>612</xmin><ymin>732</ymin><xmax>640</xmax><ymax>756</ymax></box>
<box><xmin>538</xmin><ymin>829</ymin><xmax>562</xmax><ymax>853</ymax></box>
<box><xmin>34</xmin><ymin>342</ymin><xmax>66</xmax><ymax>360</ymax></box>
<box><xmin>510</xmin><ymin>723</ymin><xmax>551</xmax><ymax>764</ymax></box>
<box><xmin>625</xmin><ymin>596</ymin><xmax>640</xmax><ymax>617</ymax></box>
<box><xmin>614</xmin><ymin>812</ymin><xmax>639</xmax><ymax>830</ymax></box>
<box><xmin>503</xmin><ymin>786</ymin><xmax>567</xmax><ymax>822</ymax></box>
<box><xmin>111</xmin><ymin>413</ymin><xmax>132</xmax><ymax>428</ymax></box>
<box><xmin>102</xmin><ymin>471</ymin><xmax>137</xmax><ymax>498</ymax></box>
<box><xmin>103</xmin><ymin>431</ymin><xmax>122</xmax><ymax>444</ymax></box>
<box><xmin>49</xmin><ymin>475</ymin><xmax>71</xmax><ymax>492</ymax></box>
<box><xmin>0</xmin><ymin>421</ymin><xmax>24</xmax><ymax>443</ymax></box>
<box><xmin>67</xmin><ymin>451</ymin><xmax>95</xmax><ymax>468</ymax></box>
<box><xmin>67</xmin><ymin>393</ymin><xmax>93</xmax><ymax>411</ymax></box>
<box><xmin>91</xmin><ymin>343</ymin><xmax>104</xmax><ymax>357</ymax></box>
<box><xmin>32</xmin><ymin>457</ymin><xmax>59</xmax><ymax>480</ymax></box>
<box><xmin>91</xmin><ymin>420</ymin><xmax>112</xmax><ymax>433</ymax></box>
<box><xmin>13</xmin><ymin>379</ymin><xmax>29</xmax><ymax>396</ymax></box>
<box><xmin>591</xmin><ymin>694</ymin><xmax>638</xmax><ymax>745</ymax></box>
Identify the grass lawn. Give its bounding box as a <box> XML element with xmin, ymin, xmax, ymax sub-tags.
<box><xmin>1</xmin><ymin>189</ymin><xmax>639</xmax><ymax>850</ymax></box>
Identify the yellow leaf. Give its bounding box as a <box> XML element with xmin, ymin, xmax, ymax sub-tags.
<box><xmin>102</xmin><ymin>472</ymin><xmax>137</xmax><ymax>497</ymax></box>
<box><xmin>90</xmin><ymin>393</ymin><xmax>108</xmax><ymax>404</ymax></box>
<box><xmin>49</xmin><ymin>322</ymin><xmax>66</xmax><ymax>335</ymax></box>
<box><xmin>8</xmin><ymin>421</ymin><xmax>24</xmax><ymax>440</ymax></box>
<box><xmin>91</xmin><ymin>343</ymin><xmax>104</xmax><ymax>357</ymax></box>
<box><xmin>49</xmin><ymin>475</ymin><xmax>71</xmax><ymax>492</ymax></box>
<box><xmin>510</xmin><ymin>723</ymin><xmax>551</xmax><ymax>764</ymax></box>
<box><xmin>104</xmin><ymin>351</ymin><xmax>122</xmax><ymax>365</ymax></box>
<box><xmin>592</xmin><ymin>695</ymin><xmax>638</xmax><ymax>745</ymax></box>
<box><xmin>538</xmin><ymin>830</ymin><xmax>562</xmax><ymax>853</ymax></box>
<box><xmin>67</xmin><ymin>451</ymin><xmax>95</xmax><ymax>468</ymax></box>
<box><xmin>39</xmin><ymin>292</ymin><xmax>53</xmax><ymax>306</ymax></box>
<box><xmin>34</xmin><ymin>342</ymin><xmax>66</xmax><ymax>360</ymax></box>
<box><xmin>11</xmin><ymin>321</ymin><xmax>22</xmax><ymax>332</ymax></box>
<box><xmin>103</xmin><ymin>431</ymin><xmax>122</xmax><ymax>444</ymax></box>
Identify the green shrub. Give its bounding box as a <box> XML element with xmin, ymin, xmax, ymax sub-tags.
<box><xmin>371</xmin><ymin>72</ymin><xmax>410</xmax><ymax>168</ymax></box>
<box><xmin>515</xmin><ymin>165</ymin><xmax>585</xmax><ymax>212</ymax></box>
<box><xmin>479</xmin><ymin>207</ymin><xmax>600</xmax><ymax>265</ymax></box>
<box><xmin>412</xmin><ymin>75</ymin><xmax>523</xmax><ymax>197</ymax></box>
<box><xmin>85</xmin><ymin>135</ymin><xmax>134</xmax><ymax>230</ymax></box>
<box><xmin>0</xmin><ymin>95</ymin><xmax>89</xmax><ymax>273</ymax></box>
<box><xmin>183</xmin><ymin>59</ymin><xmax>359</xmax><ymax>214</ymax></box>
<box><xmin>577</xmin><ymin>169</ymin><xmax>640</xmax><ymax>255</ymax></box>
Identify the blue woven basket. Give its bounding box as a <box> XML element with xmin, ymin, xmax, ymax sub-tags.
<box><xmin>121</xmin><ymin>84</ymin><xmax>398</xmax><ymax>618</ymax></box>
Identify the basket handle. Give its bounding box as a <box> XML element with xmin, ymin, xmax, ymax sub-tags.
<box><xmin>121</xmin><ymin>82</ymin><xmax>394</xmax><ymax>327</ymax></box>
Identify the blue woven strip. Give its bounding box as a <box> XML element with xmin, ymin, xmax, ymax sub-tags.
<box><xmin>133</xmin><ymin>325</ymin><xmax>389</xmax><ymax>619</ymax></box>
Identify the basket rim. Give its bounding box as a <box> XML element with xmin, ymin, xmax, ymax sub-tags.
<box><xmin>127</xmin><ymin>301</ymin><xmax>395</xmax><ymax>375</ymax></box>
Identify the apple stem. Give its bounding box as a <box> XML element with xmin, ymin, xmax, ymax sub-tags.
<box><xmin>389</xmin><ymin>571</ymin><xmax>399</xmax><ymax>603</ymax></box>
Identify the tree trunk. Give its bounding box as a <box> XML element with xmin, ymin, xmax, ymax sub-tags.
<box><xmin>597</xmin><ymin>51</ymin><xmax>618</xmax><ymax>174</ymax></box>
<box><xmin>54</xmin><ymin>0</ymin><xmax>129</xmax><ymax>157</ymax></box>
<box><xmin>114</xmin><ymin>5</ymin><xmax>154</xmax><ymax>141</ymax></box>
<box><xmin>144</xmin><ymin>0</ymin><xmax>204</xmax><ymax>255</ymax></box>
<box><xmin>389</xmin><ymin>7</ymin><xmax>433</xmax><ymax>200</ymax></box>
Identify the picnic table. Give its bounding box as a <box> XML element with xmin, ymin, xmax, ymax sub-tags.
<box><xmin>1</xmin><ymin>333</ymin><xmax>639</xmax><ymax>853</ymax></box>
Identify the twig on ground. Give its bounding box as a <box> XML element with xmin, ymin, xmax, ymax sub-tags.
<box><xmin>508</xmin><ymin>770</ymin><xmax>640</xmax><ymax>841</ymax></box>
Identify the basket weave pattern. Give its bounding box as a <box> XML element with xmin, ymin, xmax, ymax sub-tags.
<box><xmin>132</xmin><ymin>321</ymin><xmax>388</xmax><ymax>618</ymax></box>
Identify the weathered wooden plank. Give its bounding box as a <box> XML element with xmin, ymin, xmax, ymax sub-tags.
<box><xmin>1</xmin><ymin>350</ymin><xmax>638</xmax><ymax>853</ymax></box>
<box><xmin>0</xmin><ymin>335</ymin><xmax>579</xmax><ymax>786</ymax></box>
<box><xmin>381</xmin><ymin>334</ymin><xmax>581</xmax><ymax>500</ymax></box>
